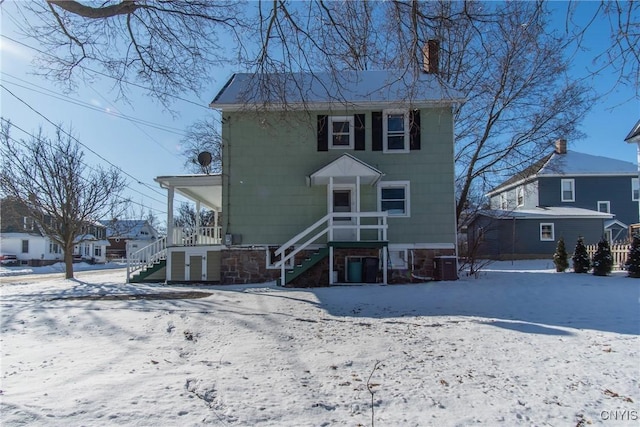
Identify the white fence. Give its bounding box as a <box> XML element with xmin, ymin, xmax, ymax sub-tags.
<box><xmin>586</xmin><ymin>243</ymin><xmax>629</xmax><ymax>270</ymax></box>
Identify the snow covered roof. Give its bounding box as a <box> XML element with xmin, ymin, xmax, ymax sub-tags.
<box><xmin>478</xmin><ymin>207</ymin><xmax>614</xmax><ymax>220</ymax></box>
<box><xmin>308</xmin><ymin>154</ymin><xmax>383</xmax><ymax>186</ymax></box>
<box><xmin>101</xmin><ymin>220</ymin><xmax>156</xmax><ymax>239</ymax></box>
<box><xmin>73</xmin><ymin>234</ymin><xmax>110</xmax><ymax>246</ymax></box>
<box><xmin>210</xmin><ymin>70</ymin><xmax>465</xmax><ymax>110</ymax></box>
<box><xmin>538</xmin><ymin>151</ymin><xmax>637</xmax><ymax>176</ymax></box>
<box><xmin>624</xmin><ymin>119</ymin><xmax>640</xmax><ymax>143</ymax></box>
<box><xmin>488</xmin><ymin>150</ymin><xmax>637</xmax><ymax>195</ymax></box>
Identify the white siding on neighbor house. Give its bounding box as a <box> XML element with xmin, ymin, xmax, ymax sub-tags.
<box><xmin>1</xmin><ymin>233</ymin><xmax>108</xmax><ymax>263</ymax></box>
<box><xmin>0</xmin><ymin>233</ymin><xmax>57</xmax><ymax>262</ymax></box>
<box><xmin>490</xmin><ymin>181</ymin><xmax>539</xmax><ymax>211</ymax></box>
<box><xmin>522</xmin><ymin>181</ymin><xmax>539</xmax><ymax>208</ymax></box>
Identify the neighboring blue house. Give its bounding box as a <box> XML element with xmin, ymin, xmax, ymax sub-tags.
<box><xmin>625</xmin><ymin>118</ymin><xmax>640</xmax><ymax>236</ymax></box>
<box><xmin>468</xmin><ymin>139</ymin><xmax>639</xmax><ymax>258</ymax></box>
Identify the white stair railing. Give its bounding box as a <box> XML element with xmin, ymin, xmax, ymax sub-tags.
<box><xmin>274</xmin><ymin>212</ymin><xmax>388</xmax><ymax>285</ymax></box>
<box><xmin>126</xmin><ymin>236</ymin><xmax>167</xmax><ymax>282</ymax></box>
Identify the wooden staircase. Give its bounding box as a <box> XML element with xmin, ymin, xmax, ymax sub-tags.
<box><xmin>129</xmin><ymin>259</ymin><xmax>166</xmax><ymax>283</ymax></box>
<box><xmin>276</xmin><ymin>247</ymin><xmax>329</xmax><ymax>286</ymax></box>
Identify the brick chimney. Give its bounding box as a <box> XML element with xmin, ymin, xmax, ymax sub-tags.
<box><xmin>423</xmin><ymin>40</ymin><xmax>439</xmax><ymax>74</ymax></box>
<box><xmin>555</xmin><ymin>138</ymin><xmax>567</xmax><ymax>154</ymax></box>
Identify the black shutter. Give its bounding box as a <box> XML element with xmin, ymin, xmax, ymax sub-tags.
<box><xmin>410</xmin><ymin>109</ymin><xmax>421</xmax><ymax>150</ymax></box>
<box><xmin>317</xmin><ymin>115</ymin><xmax>328</xmax><ymax>151</ymax></box>
<box><xmin>372</xmin><ymin>111</ymin><xmax>383</xmax><ymax>151</ymax></box>
<box><xmin>354</xmin><ymin>114</ymin><xmax>365</xmax><ymax>151</ymax></box>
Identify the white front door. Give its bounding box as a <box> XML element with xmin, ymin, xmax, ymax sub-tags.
<box><xmin>331</xmin><ymin>185</ymin><xmax>357</xmax><ymax>241</ymax></box>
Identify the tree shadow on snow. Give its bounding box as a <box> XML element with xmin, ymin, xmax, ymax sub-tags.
<box><xmin>255</xmin><ymin>270</ymin><xmax>639</xmax><ymax>336</ymax></box>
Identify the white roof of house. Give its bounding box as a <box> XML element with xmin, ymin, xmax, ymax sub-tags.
<box><xmin>624</xmin><ymin>119</ymin><xmax>640</xmax><ymax>143</ymax></box>
<box><xmin>210</xmin><ymin>70</ymin><xmax>465</xmax><ymax>110</ymax></box>
<box><xmin>155</xmin><ymin>174</ymin><xmax>222</xmax><ymax>211</ymax></box>
<box><xmin>101</xmin><ymin>220</ymin><xmax>156</xmax><ymax>239</ymax></box>
<box><xmin>488</xmin><ymin>149</ymin><xmax>637</xmax><ymax>195</ymax></box>
<box><xmin>309</xmin><ymin>154</ymin><xmax>383</xmax><ymax>186</ymax></box>
<box><xmin>478</xmin><ymin>207</ymin><xmax>614</xmax><ymax>220</ymax></box>
<box><xmin>538</xmin><ymin>151</ymin><xmax>637</xmax><ymax>176</ymax></box>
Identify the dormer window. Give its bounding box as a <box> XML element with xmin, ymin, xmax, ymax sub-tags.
<box><xmin>383</xmin><ymin>110</ymin><xmax>410</xmax><ymax>153</ymax></box>
<box><xmin>23</xmin><ymin>217</ymin><xmax>34</xmax><ymax>231</ymax></box>
<box><xmin>328</xmin><ymin>116</ymin><xmax>354</xmax><ymax>149</ymax></box>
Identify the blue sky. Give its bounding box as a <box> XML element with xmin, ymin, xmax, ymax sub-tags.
<box><xmin>0</xmin><ymin>1</ymin><xmax>638</xmax><ymax>224</ymax></box>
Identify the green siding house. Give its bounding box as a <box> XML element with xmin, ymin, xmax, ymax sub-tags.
<box><xmin>133</xmin><ymin>69</ymin><xmax>464</xmax><ymax>285</ymax></box>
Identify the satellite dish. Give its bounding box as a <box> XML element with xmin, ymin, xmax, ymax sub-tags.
<box><xmin>197</xmin><ymin>151</ymin><xmax>212</xmax><ymax>167</ymax></box>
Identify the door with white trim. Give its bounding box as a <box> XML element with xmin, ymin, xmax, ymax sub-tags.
<box><xmin>331</xmin><ymin>184</ymin><xmax>357</xmax><ymax>241</ymax></box>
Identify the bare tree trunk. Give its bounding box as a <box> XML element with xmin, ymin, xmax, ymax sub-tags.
<box><xmin>64</xmin><ymin>246</ymin><xmax>74</xmax><ymax>279</ymax></box>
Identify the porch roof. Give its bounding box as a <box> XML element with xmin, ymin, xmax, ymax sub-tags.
<box><xmin>308</xmin><ymin>154</ymin><xmax>383</xmax><ymax>186</ymax></box>
<box><xmin>155</xmin><ymin>174</ymin><xmax>222</xmax><ymax>211</ymax></box>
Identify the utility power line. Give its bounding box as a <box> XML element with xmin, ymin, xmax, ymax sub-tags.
<box><xmin>1</xmin><ymin>84</ymin><xmax>168</xmax><ymax>200</ymax></box>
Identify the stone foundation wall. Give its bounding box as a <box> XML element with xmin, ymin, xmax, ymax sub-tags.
<box><xmin>219</xmin><ymin>247</ymin><xmax>458</xmax><ymax>286</ymax></box>
<box><xmin>220</xmin><ymin>249</ymin><xmax>273</xmax><ymax>284</ymax></box>
<box><xmin>220</xmin><ymin>248</ymin><xmax>318</xmax><ymax>285</ymax></box>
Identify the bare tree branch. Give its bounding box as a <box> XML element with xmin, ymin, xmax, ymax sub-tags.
<box><xmin>0</xmin><ymin>121</ymin><xmax>129</xmax><ymax>279</ymax></box>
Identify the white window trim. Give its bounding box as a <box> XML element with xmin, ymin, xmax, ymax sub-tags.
<box><xmin>540</xmin><ymin>223</ymin><xmax>555</xmax><ymax>241</ymax></box>
<box><xmin>500</xmin><ymin>193</ymin><xmax>507</xmax><ymax>210</ymax></box>
<box><xmin>561</xmin><ymin>179</ymin><xmax>575</xmax><ymax>202</ymax></box>
<box><xmin>266</xmin><ymin>246</ymin><xmax>295</xmax><ymax>269</ymax></box>
<box><xmin>516</xmin><ymin>187</ymin><xmax>524</xmax><ymax>207</ymax></box>
<box><xmin>382</xmin><ymin>109</ymin><xmax>410</xmax><ymax>153</ymax></box>
<box><xmin>597</xmin><ymin>201</ymin><xmax>610</xmax><ymax>213</ymax></box>
<box><xmin>328</xmin><ymin>115</ymin><xmax>354</xmax><ymax>150</ymax></box>
<box><xmin>378</xmin><ymin>181</ymin><xmax>410</xmax><ymax>217</ymax></box>
<box><xmin>632</xmin><ymin>177</ymin><xmax>639</xmax><ymax>201</ymax></box>
<box><xmin>388</xmin><ymin>249</ymin><xmax>408</xmax><ymax>269</ymax></box>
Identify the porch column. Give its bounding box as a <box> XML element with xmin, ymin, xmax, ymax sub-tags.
<box><xmin>356</xmin><ymin>175</ymin><xmax>361</xmax><ymax>241</ymax></box>
<box><xmin>214</xmin><ymin>210</ymin><xmax>219</xmax><ymax>242</ymax></box>
<box><xmin>328</xmin><ymin>176</ymin><xmax>334</xmax><ymax>241</ymax></box>
<box><xmin>382</xmin><ymin>247</ymin><xmax>388</xmax><ymax>284</ymax></box>
<box><xmin>167</xmin><ymin>186</ymin><xmax>174</xmax><ymax>245</ymax></box>
<box><xmin>329</xmin><ymin>245</ymin><xmax>334</xmax><ymax>285</ymax></box>
<box><xmin>195</xmin><ymin>200</ymin><xmax>201</xmax><ymax>244</ymax></box>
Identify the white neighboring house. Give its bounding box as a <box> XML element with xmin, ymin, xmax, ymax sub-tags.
<box><xmin>101</xmin><ymin>220</ymin><xmax>160</xmax><ymax>260</ymax></box>
<box><xmin>0</xmin><ymin>213</ymin><xmax>109</xmax><ymax>266</ymax></box>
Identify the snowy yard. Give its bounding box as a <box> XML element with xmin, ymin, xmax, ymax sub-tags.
<box><xmin>1</xmin><ymin>261</ymin><xmax>638</xmax><ymax>426</ymax></box>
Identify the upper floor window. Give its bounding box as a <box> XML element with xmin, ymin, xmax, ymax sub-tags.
<box><xmin>597</xmin><ymin>201</ymin><xmax>610</xmax><ymax>213</ymax></box>
<box><xmin>378</xmin><ymin>181</ymin><xmax>410</xmax><ymax>217</ymax></box>
<box><xmin>561</xmin><ymin>179</ymin><xmax>575</xmax><ymax>202</ymax></box>
<box><xmin>23</xmin><ymin>217</ymin><xmax>34</xmax><ymax>231</ymax></box>
<box><xmin>383</xmin><ymin>110</ymin><xmax>410</xmax><ymax>153</ymax></box>
<box><xmin>516</xmin><ymin>187</ymin><xmax>524</xmax><ymax>207</ymax></box>
<box><xmin>540</xmin><ymin>223</ymin><xmax>554</xmax><ymax>241</ymax></box>
<box><xmin>500</xmin><ymin>193</ymin><xmax>507</xmax><ymax>210</ymax></box>
<box><xmin>633</xmin><ymin>178</ymin><xmax>639</xmax><ymax>201</ymax></box>
<box><xmin>328</xmin><ymin>116</ymin><xmax>354</xmax><ymax>149</ymax></box>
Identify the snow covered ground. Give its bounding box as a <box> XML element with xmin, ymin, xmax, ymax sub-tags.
<box><xmin>1</xmin><ymin>261</ymin><xmax>638</xmax><ymax>426</ymax></box>
<box><xmin>0</xmin><ymin>261</ymin><xmax>125</xmax><ymax>277</ymax></box>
